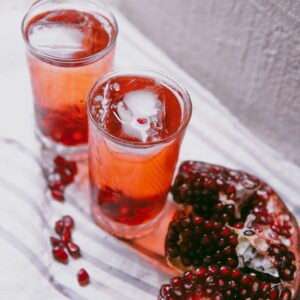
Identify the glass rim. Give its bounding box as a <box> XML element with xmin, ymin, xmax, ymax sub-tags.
<box><xmin>87</xmin><ymin>68</ymin><xmax>193</xmax><ymax>149</ymax></box>
<box><xmin>21</xmin><ymin>0</ymin><xmax>118</xmax><ymax>66</ymax></box>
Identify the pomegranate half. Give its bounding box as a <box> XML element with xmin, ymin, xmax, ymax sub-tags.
<box><xmin>160</xmin><ymin>161</ymin><xmax>300</xmax><ymax>300</ymax></box>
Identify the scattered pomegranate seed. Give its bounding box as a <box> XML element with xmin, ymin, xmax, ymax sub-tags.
<box><xmin>77</xmin><ymin>268</ymin><xmax>90</xmax><ymax>286</ymax></box>
<box><xmin>66</xmin><ymin>161</ymin><xmax>78</xmax><ymax>175</ymax></box>
<box><xmin>50</xmin><ymin>236</ymin><xmax>61</xmax><ymax>247</ymax></box>
<box><xmin>55</xmin><ymin>219</ymin><xmax>65</xmax><ymax>235</ymax></box>
<box><xmin>63</xmin><ymin>215</ymin><xmax>74</xmax><ymax>231</ymax></box>
<box><xmin>51</xmin><ymin>189</ymin><xmax>65</xmax><ymax>202</ymax></box>
<box><xmin>61</xmin><ymin>230</ymin><xmax>72</xmax><ymax>245</ymax></box>
<box><xmin>54</xmin><ymin>155</ymin><xmax>66</xmax><ymax>167</ymax></box>
<box><xmin>67</xmin><ymin>242</ymin><xmax>81</xmax><ymax>258</ymax></box>
<box><xmin>52</xmin><ymin>245</ymin><xmax>68</xmax><ymax>264</ymax></box>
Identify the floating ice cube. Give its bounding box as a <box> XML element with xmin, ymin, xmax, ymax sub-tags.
<box><xmin>113</xmin><ymin>90</ymin><xmax>167</xmax><ymax>142</ymax></box>
<box><xmin>28</xmin><ymin>21</ymin><xmax>85</xmax><ymax>58</ymax></box>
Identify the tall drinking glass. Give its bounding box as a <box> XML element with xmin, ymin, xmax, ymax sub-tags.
<box><xmin>22</xmin><ymin>0</ymin><xmax>118</xmax><ymax>154</ymax></box>
<box><xmin>88</xmin><ymin>69</ymin><xmax>192</xmax><ymax>238</ymax></box>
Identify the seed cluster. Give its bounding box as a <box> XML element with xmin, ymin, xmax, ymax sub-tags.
<box><xmin>166</xmin><ymin>212</ymin><xmax>238</xmax><ymax>269</ymax></box>
<box><xmin>267</xmin><ymin>244</ymin><xmax>296</xmax><ymax>282</ymax></box>
<box><xmin>172</xmin><ymin>161</ymin><xmax>259</xmax><ymax>224</ymax></box>
<box><xmin>159</xmin><ymin>265</ymin><xmax>293</xmax><ymax>300</ymax></box>
<box><xmin>47</xmin><ymin>155</ymin><xmax>78</xmax><ymax>201</ymax></box>
<box><xmin>51</xmin><ymin>215</ymin><xmax>80</xmax><ymax>263</ymax></box>
<box><xmin>50</xmin><ymin>215</ymin><xmax>90</xmax><ymax>286</ymax></box>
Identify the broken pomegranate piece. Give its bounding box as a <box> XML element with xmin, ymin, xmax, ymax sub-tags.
<box><xmin>162</xmin><ymin>161</ymin><xmax>300</xmax><ymax>299</ymax></box>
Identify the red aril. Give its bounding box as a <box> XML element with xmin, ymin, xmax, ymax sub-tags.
<box><xmin>52</xmin><ymin>245</ymin><xmax>68</xmax><ymax>264</ymax></box>
<box><xmin>77</xmin><ymin>268</ymin><xmax>90</xmax><ymax>286</ymax></box>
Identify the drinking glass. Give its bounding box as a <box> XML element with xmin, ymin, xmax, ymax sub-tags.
<box><xmin>22</xmin><ymin>0</ymin><xmax>118</xmax><ymax>154</ymax></box>
<box><xmin>87</xmin><ymin>69</ymin><xmax>192</xmax><ymax>238</ymax></box>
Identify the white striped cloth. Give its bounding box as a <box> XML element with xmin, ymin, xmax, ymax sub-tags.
<box><xmin>0</xmin><ymin>5</ymin><xmax>300</xmax><ymax>300</ymax></box>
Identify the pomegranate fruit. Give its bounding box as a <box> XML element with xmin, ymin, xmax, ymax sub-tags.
<box><xmin>161</xmin><ymin>161</ymin><xmax>300</xmax><ymax>300</ymax></box>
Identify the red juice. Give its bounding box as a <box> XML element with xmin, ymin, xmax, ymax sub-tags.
<box><xmin>88</xmin><ymin>70</ymin><xmax>192</xmax><ymax>238</ymax></box>
<box><xmin>22</xmin><ymin>1</ymin><xmax>118</xmax><ymax>149</ymax></box>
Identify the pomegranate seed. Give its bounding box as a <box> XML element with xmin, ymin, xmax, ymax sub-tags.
<box><xmin>170</xmin><ymin>277</ymin><xmax>182</xmax><ymax>288</ymax></box>
<box><xmin>52</xmin><ymin>245</ymin><xmax>68</xmax><ymax>264</ymax></box>
<box><xmin>67</xmin><ymin>242</ymin><xmax>81</xmax><ymax>258</ymax></box>
<box><xmin>51</xmin><ymin>189</ymin><xmax>64</xmax><ymax>201</ymax></box>
<box><xmin>50</xmin><ymin>236</ymin><xmax>61</xmax><ymax>247</ymax></box>
<box><xmin>55</xmin><ymin>220</ymin><xmax>64</xmax><ymax>235</ymax></box>
<box><xmin>195</xmin><ymin>267</ymin><xmax>207</xmax><ymax>279</ymax></box>
<box><xmin>61</xmin><ymin>173</ymin><xmax>74</xmax><ymax>185</ymax></box>
<box><xmin>136</xmin><ymin>117</ymin><xmax>148</xmax><ymax>125</ymax></box>
<box><xmin>220</xmin><ymin>266</ymin><xmax>231</xmax><ymax>278</ymax></box>
<box><xmin>54</xmin><ymin>155</ymin><xmax>66</xmax><ymax>167</ymax></box>
<box><xmin>77</xmin><ymin>268</ymin><xmax>90</xmax><ymax>286</ymax></box>
<box><xmin>61</xmin><ymin>230</ymin><xmax>72</xmax><ymax>245</ymax></box>
<box><xmin>63</xmin><ymin>215</ymin><xmax>74</xmax><ymax>231</ymax></box>
<box><xmin>66</xmin><ymin>161</ymin><xmax>78</xmax><ymax>175</ymax></box>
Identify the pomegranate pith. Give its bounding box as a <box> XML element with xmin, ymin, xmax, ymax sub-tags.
<box><xmin>50</xmin><ymin>236</ymin><xmax>61</xmax><ymax>247</ymax></box>
<box><xmin>162</xmin><ymin>161</ymin><xmax>300</xmax><ymax>300</ymax></box>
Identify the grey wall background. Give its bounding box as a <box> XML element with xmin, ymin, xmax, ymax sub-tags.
<box><xmin>104</xmin><ymin>0</ymin><xmax>300</xmax><ymax>165</ymax></box>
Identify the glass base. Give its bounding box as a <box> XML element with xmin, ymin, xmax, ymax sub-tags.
<box><xmin>35</xmin><ymin>128</ymin><xmax>88</xmax><ymax>161</ymax></box>
<box><xmin>91</xmin><ymin>204</ymin><xmax>165</xmax><ymax>239</ymax></box>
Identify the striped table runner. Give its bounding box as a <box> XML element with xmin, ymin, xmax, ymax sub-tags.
<box><xmin>0</xmin><ymin>6</ymin><xmax>299</xmax><ymax>300</ymax></box>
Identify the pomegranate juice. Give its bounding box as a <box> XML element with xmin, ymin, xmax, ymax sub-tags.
<box><xmin>88</xmin><ymin>70</ymin><xmax>192</xmax><ymax>238</ymax></box>
<box><xmin>22</xmin><ymin>2</ymin><xmax>117</xmax><ymax>148</ymax></box>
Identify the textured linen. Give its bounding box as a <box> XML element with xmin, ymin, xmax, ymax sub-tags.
<box><xmin>0</xmin><ymin>5</ymin><xmax>299</xmax><ymax>300</ymax></box>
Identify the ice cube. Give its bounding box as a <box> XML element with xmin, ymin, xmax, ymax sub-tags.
<box><xmin>113</xmin><ymin>90</ymin><xmax>167</xmax><ymax>142</ymax></box>
<box><xmin>28</xmin><ymin>21</ymin><xmax>85</xmax><ymax>58</ymax></box>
